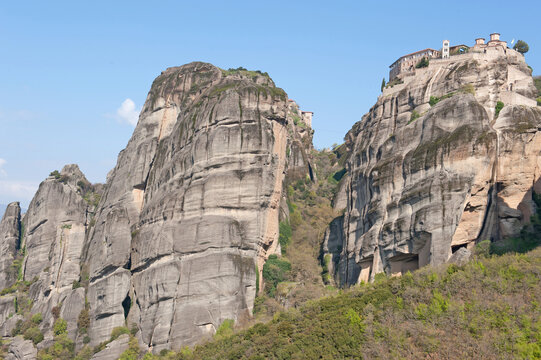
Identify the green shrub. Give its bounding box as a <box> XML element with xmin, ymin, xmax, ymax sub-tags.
<box><xmin>495</xmin><ymin>101</ymin><xmax>504</xmax><ymax>118</ymax></box>
<box><xmin>290</xmin><ymin>112</ymin><xmax>301</xmax><ymax>126</ymax></box>
<box><xmin>385</xmin><ymin>78</ymin><xmax>404</xmax><ymax>88</ymax></box>
<box><xmin>409</xmin><ymin>110</ymin><xmax>421</xmax><ymax>123</ymax></box>
<box><xmin>77</xmin><ymin>309</ymin><xmax>90</xmax><ymax>333</ymax></box>
<box><xmin>278</xmin><ymin>221</ymin><xmax>292</xmax><ymax>254</ymax></box>
<box><xmin>72</xmin><ymin>280</ymin><xmax>81</xmax><ymax>289</ymax></box>
<box><xmin>322</xmin><ymin>254</ymin><xmax>332</xmax><ymax>284</ymax></box>
<box><xmin>11</xmin><ymin>319</ymin><xmax>24</xmax><ymax>336</ymax></box>
<box><xmin>130</xmin><ymin>323</ymin><xmax>138</xmax><ymax>336</ymax></box>
<box><xmin>38</xmin><ymin>333</ymin><xmax>75</xmax><ymax>360</ymax></box>
<box><xmin>475</xmin><ymin>240</ymin><xmax>491</xmax><ymax>257</ymax></box>
<box><xmin>118</xmin><ymin>336</ymin><xmax>140</xmax><ymax>360</ymax></box>
<box><xmin>262</xmin><ymin>255</ymin><xmax>291</xmax><ymax>297</ymax></box>
<box><xmin>110</xmin><ymin>326</ymin><xmax>130</xmax><ymax>341</ymax></box>
<box><xmin>180</xmin><ymin>346</ymin><xmax>193</xmax><ymax>357</ymax></box>
<box><xmin>23</xmin><ymin>326</ymin><xmax>44</xmax><ymax>344</ymax></box>
<box><xmin>49</xmin><ymin>170</ymin><xmax>61</xmax><ymax>179</ymax></box>
<box><xmin>53</xmin><ymin>318</ymin><xmax>67</xmax><ymax>335</ymax></box>
<box><xmin>289</xmin><ymin>210</ymin><xmax>302</xmax><ymax>229</ymax></box>
<box><xmin>374</xmin><ymin>272</ymin><xmax>388</xmax><ymax>283</ymax></box>
<box><xmin>429</xmin><ymin>96</ymin><xmax>440</xmax><ymax>106</ymax></box>
<box><xmin>415</xmin><ymin>57</ymin><xmax>429</xmax><ymax>68</ymax></box>
<box><xmin>345</xmin><ymin>308</ymin><xmax>364</xmax><ymax>332</ymax></box>
<box><xmin>215</xmin><ymin>319</ymin><xmax>235</xmax><ymax>339</ymax></box>
<box><xmin>31</xmin><ymin>313</ymin><xmax>43</xmax><ymax>324</ymax></box>
<box><xmin>74</xmin><ymin>345</ymin><xmax>93</xmax><ymax>360</ymax></box>
<box><xmin>52</xmin><ymin>333</ymin><xmax>74</xmax><ymax>356</ymax></box>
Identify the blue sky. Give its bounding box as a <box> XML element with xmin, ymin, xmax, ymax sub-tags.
<box><xmin>0</xmin><ymin>0</ymin><xmax>539</xmax><ymax>207</ymax></box>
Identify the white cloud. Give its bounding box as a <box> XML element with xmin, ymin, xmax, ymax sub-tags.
<box><xmin>116</xmin><ymin>99</ymin><xmax>140</xmax><ymax>126</ymax></box>
<box><xmin>0</xmin><ymin>180</ymin><xmax>38</xmax><ymax>202</ymax></box>
<box><xmin>0</xmin><ymin>158</ymin><xmax>6</xmax><ymax>176</ymax></box>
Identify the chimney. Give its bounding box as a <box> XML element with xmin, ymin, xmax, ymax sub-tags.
<box><xmin>475</xmin><ymin>38</ymin><xmax>485</xmax><ymax>45</ymax></box>
<box><xmin>490</xmin><ymin>33</ymin><xmax>500</xmax><ymax>41</ymax></box>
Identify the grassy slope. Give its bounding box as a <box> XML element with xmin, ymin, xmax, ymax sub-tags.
<box><xmin>147</xmin><ymin>249</ymin><xmax>541</xmax><ymax>359</ymax></box>
<box><xmin>253</xmin><ymin>149</ymin><xmax>344</xmax><ymax>321</ymax></box>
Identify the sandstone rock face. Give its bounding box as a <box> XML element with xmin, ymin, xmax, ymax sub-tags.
<box><xmin>17</xmin><ymin>164</ymin><xmax>101</xmax><ymax>342</ymax></box>
<box><xmin>0</xmin><ymin>295</ymin><xmax>17</xmax><ymax>336</ymax></box>
<box><xmin>80</xmin><ymin>63</ymin><xmax>311</xmax><ymax>351</ymax></box>
<box><xmin>448</xmin><ymin>247</ymin><xmax>472</xmax><ymax>266</ymax></box>
<box><xmin>492</xmin><ymin>105</ymin><xmax>541</xmax><ymax>238</ymax></box>
<box><xmin>6</xmin><ymin>336</ymin><xmax>37</xmax><ymax>360</ymax></box>
<box><xmin>91</xmin><ymin>334</ymin><xmax>130</xmax><ymax>360</ymax></box>
<box><xmin>0</xmin><ymin>63</ymin><xmax>312</xmax><ymax>354</ymax></box>
<box><xmin>0</xmin><ymin>202</ymin><xmax>21</xmax><ymax>289</ymax></box>
<box><xmin>23</xmin><ymin>164</ymin><xmax>89</xmax><ymax>282</ymax></box>
<box><xmin>324</xmin><ymin>47</ymin><xmax>541</xmax><ymax>285</ymax></box>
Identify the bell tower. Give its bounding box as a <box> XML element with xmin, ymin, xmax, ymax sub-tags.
<box><xmin>442</xmin><ymin>40</ymin><xmax>450</xmax><ymax>59</ymax></box>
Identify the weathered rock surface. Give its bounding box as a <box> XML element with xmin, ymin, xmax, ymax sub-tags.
<box><xmin>447</xmin><ymin>247</ymin><xmax>472</xmax><ymax>266</ymax></box>
<box><xmin>0</xmin><ymin>62</ymin><xmax>312</xmax><ymax>355</ymax></box>
<box><xmin>23</xmin><ymin>164</ymin><xmax>89</xmax><ymax>282</ymax></box>
<box><xmin>78</xmin><ymin>63</ymin><xmax>312</xmax><ymax>351</ymax></box>
<box><xmin>19</xmin><ymin>164</ymin><xmax>98</xmax><ymax>342</ymax></box>
<box><xmin>0</xmin><ymin>295</ymin><xmax>17</xmax><ymax>336</ymax></box>
<box><xmin>91</xmin><ymin>334</ymin><xmax>130</xmax><ymax>360</ymax></box>
<box><xmin>0</xmin><ymin>202</ymin><xmax>21</xmax><ymax>289</ymax></box>
<box><xmin>6</xmin><ymin>336</ymin><xmax>37</xmax><ymax>360</ymax></box>
<box><xmin>324</xmin><ymin>46</ymin><xmax>541</xmax><ymax>285</ymax></box>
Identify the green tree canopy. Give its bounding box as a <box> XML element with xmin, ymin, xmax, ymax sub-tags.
<box><xmin>513</xmin><ymin>40</ymin><xmax>529</xmax><ymax>54</ymax></box>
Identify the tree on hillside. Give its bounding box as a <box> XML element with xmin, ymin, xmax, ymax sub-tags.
<box><xmin>513</xmin><ymin>40</ymin><xmax>529</xmax><ymax>54</ymax></box>
<box><xmin>381</xmin><ymin>77</ymin><xmax>386</xmax><ymax>92</ymax></box>
<box><xmin>415</xmin><ymin>57</ymin><xmax>429</xmax><ymax>68</ymax></box>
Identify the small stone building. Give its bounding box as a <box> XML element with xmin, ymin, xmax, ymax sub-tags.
<box><xmin>301</xmin><ymin>111</ymin><xmax>313</xmax><ymax>128</ymax></box>
<box><xmin>449</xmin><ymin>44</ymin><xmax>469</xmax><ymax>55</ymax></box>
<box><xmin>389</xmin><ymin>33</ymin><xmax>508</xmax><ymax>81</ymax></box>
<box><xmin>389</xmin><ymin>48</ymin><xmax>440</xmax><ymax>81</ymax></box>
<box><xmin>472</xmin><ymin>33</ymin><xmax>507</xmax><ymax>51</ymax></box>
<box><xmin>442</xmin><ymin>40</ymin><xmax>450</xmax><ymax>59</ymax></box>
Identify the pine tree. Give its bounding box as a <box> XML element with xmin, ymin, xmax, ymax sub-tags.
<box><xmin>513</xmin><ymin>40</ymin><xmax>529</xmax><ymax>54</ymax></box>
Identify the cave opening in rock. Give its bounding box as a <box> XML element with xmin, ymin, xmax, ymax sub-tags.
<box><xmin>123</xmin><ymin>254</ymin><xmax>132</xmax><ymax>270</ymax></box>
<box><xmin>452</xmin><ymin>243</ymin><xmax>469</xmax><ymax>253</ymax></box>
<box><xmin>389</xmin><ymin>253</ymin><xmax>419</xmax><ymax>277</ymax></box>
<box><xmin>122</xmin><ymin>294</ymin><xmax>131</xmax><ymax>319</ymax></box>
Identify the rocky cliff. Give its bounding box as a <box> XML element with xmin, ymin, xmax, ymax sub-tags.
<box><xmin>1</xmin><ymin>48</ymin><xmax>540</xmax><ymax>357</ymax></box>
<box><xmin>0</xmin><ymin>62</ymin><xmax>313</xmax><ymax>356</ymax></box>
<box><xmin>0</xmin><ymin>202</ymin><xmax>21</xmax><ymax>291</ymax></box>
<box><xmin>324</xmin><ymin>46</ymin><xmax>541</xmax><ymax>285</ymax></box>
<box><xmin>83</xmin><ymin>63</ymin><xmax>312</xmax><ymax>352</ymax></box>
